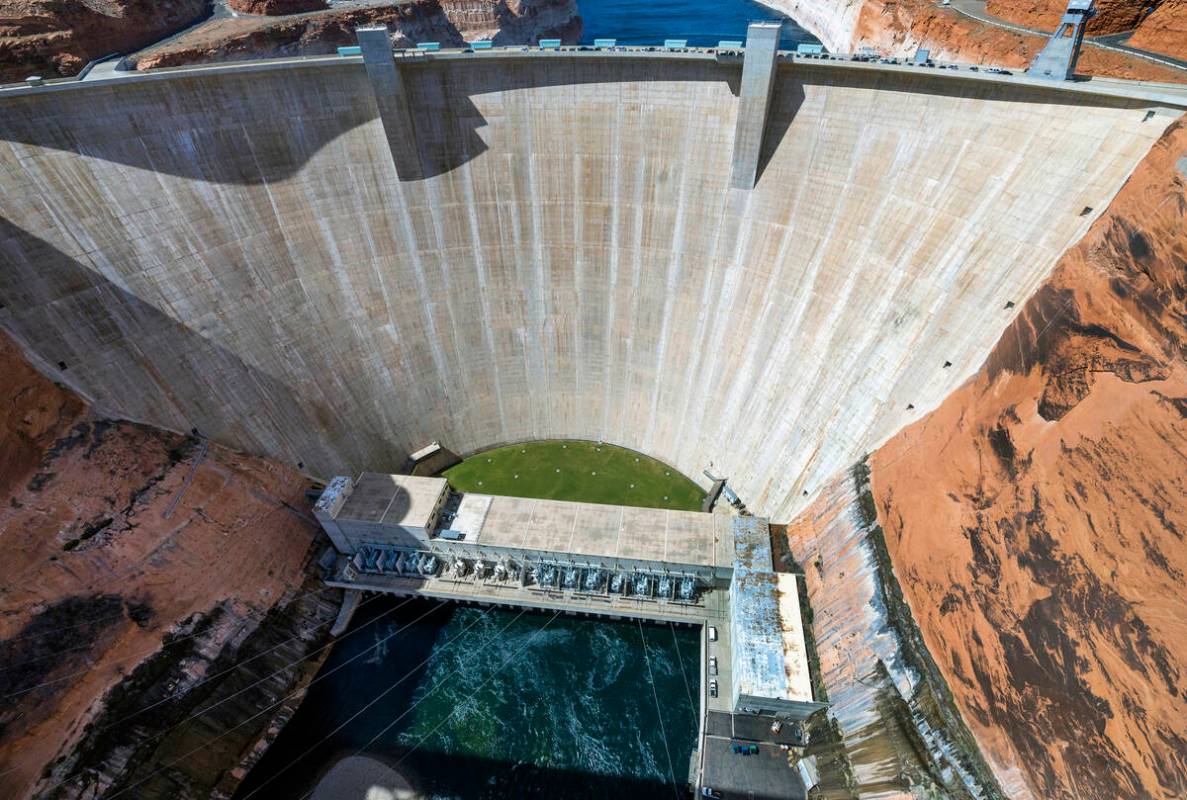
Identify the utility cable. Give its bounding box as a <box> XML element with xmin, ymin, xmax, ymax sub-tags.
<box><xmin>0</xmin><ymin>591</ymin><xmax>389</xmax><ymax>783</ymax></box>
<box><xmin>241</xmin><ymin>604</ymin><xmax>520</xmax><ymax>800</ymax></box>
<box><xmin>638</xmin><ymin>617</ymin><xmax>679</xmax><ymax>800</ymax></box>
<box><xmin>96</xmin><ymin>597</ymin><xmax>445</xmax><ymax>799</ymax></box>
<box><xmin>381</xmin><ymin>610</ymin><xmax>562</xmax><ymax>775</ymax></box>
<box><xmin>1</xmin><ymin>583</ymin><xmax>336</xmax><ymax>700</ymax></box>
<box><xmin>2</xmin><ymin>608</ymin><xmax>131</xmax><ymax>643</ymax></box>
<box><xmin>669</xmin><ymin>622</ymin><xmax>697</xmax><ymax>726</ymax></box>
<box><xmin>25</xmin><ymin>595</ymin><xmax>414</xmax><ymax>794</ymax></box>
<box><xmin>292</xmin><ymin>607</ymin><xmax>559</xmax><ymax>800</ymax></box>
<box><xmin>8</xmin><ymin>490</ymin><xmax>318</xmax><ymax>617</ymax></box>
<box><xmin>82</xmin><ymin>592</ymin><xmax>390</xmax><ymax>737</ymax></box>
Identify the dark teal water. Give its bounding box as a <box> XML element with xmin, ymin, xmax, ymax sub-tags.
<box><xmin>236</xmin><ymin>598</ymin><xmax>701</xmax><ymax>799</ymax></box>
<box><xmin>578</xmin><ymin>0</ymin><xmax>817</xmax><ymax>49</ymax></box>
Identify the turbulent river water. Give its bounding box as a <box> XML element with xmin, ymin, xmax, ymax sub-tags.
<box><xmin>236</xmin><ymin>597</ymin><xmax>702</xmax><ymax>798</ymax></box>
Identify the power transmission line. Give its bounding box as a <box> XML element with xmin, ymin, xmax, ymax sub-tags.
<box><xmin>2</xmin><ymin>584</ymin><xmax>336</xmax><ymax>700</ymax></box>
<box><xmin>0</xmin><ymin>590</ymin><xmax>390</xmax><ymax>784</ymax></box>
<box><xmin>241</xmin><ymin>603</ymin><xmax>522</xmax><ymax>800</ymax></box>
<box><xmin>293</xmin><ymin>607</ymin><xmax>561</xmax><ymax>800</ymax></box>
<box><xmin>638</xmin><ymin>617</ymin><xmax>679</xmax><ymax>800</ymax></box>
<box><xmin>99</xmin><ymin>598</ymin><xmax>449</xmax><ymax>800</ymax></box>
<box><xmin>669</xmin><ymin>621</ymin><xmax>698</xmax><ymax>726</ymax></box>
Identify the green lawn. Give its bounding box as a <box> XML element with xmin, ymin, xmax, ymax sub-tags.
<box><xmin>441</xmin><ymin>440</ymin><xmax>705</xmax><ymax>511</ymax></box>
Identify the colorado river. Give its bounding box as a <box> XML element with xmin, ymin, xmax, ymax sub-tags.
<box><xmin>235</xmin><ymin>597</ymin><xmax>701</xmax><ymax>799</ymax></box>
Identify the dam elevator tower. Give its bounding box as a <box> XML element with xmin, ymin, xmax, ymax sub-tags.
<box><xmin>1028</xmin><ymin>0</ymin><xmax>1097</xmax><ymax>80</ymax></box>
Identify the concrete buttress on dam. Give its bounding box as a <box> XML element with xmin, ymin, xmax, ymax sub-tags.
<box><xmin>0</xmin><ymin>51</ymin><xmax>1179</xmax><ymax>522</ymax></box>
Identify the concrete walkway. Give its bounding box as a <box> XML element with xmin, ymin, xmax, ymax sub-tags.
<box><xmin>942</xmin><ymin>0</ymin><xmax>1187</xmax><ymax>72</ymax></box>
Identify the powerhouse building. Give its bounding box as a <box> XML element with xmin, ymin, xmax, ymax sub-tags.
<box><xmin>314</xmin><ymin>471</ymin><xmax>825</xmax><ymax>720</ymax></box>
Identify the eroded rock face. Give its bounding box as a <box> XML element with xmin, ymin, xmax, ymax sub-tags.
<box><xmin>760</xmin><ymin>0</ymin><xmax>1186</xmax><ymax>81</ymax></box>
<box><xmin>0</xmin><ymin>0</ymin><xmax>207</xmax><ymax>82</ymax></box>
<box><xmin>228</xmin><ymin>0</ymin><xmax>329</xmax><ymax>15</ymax></box>
<box><xmin>867</xmin><ymin>120</ymin><xmax>1187</xmax><ymax>798</ymax></box>
<box><xmin>984</xmin><ymin>0</ymin><xmax>1148</xmax><ymax>35</ymax></box>
<box><xmin>0</xmin><ymin>332</ymin><xmax>331</xmax><ymax>799</ymax></box>
<box><xmin>783</xmin><ymin>468</ymin><xmax>1006</xmax><ymax>798</ymax></box>
<box><xmin>134</xmin><ymin>0</ymin><xmax>582</xmax><ymax>70</ymax></box>
<box><xmin>1128</xmin><ymin>0</ymin><xmax>1187</xmax><ymax>61</ymax></box>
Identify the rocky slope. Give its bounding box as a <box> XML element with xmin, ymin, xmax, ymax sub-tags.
<box><xmin>761</xmin><ymin>0</ymin><xmax>1185</xmax><ymax>81</ymax></box>
<box><xmin>134</xmin><ymin>0</ymin><xmax>582</xmax><ymax>70</ymax></box>
<box><xmin>0</xmin><ymin>0</ymin><xmax>207</xmax><ymax>82</ymax></box>
<box><xmin>784</xmin><ymin>467</ymin><xmax>1005</xmax><ymax>799</ymax></box>
<box><xmin>984</xmin><ymin>0</ymin><xmax>1149</xmax><ymax>35</ymax></box>
<box><xmin>851</xmin><ymin>120</ymin><xmax>1187</xmax><ymax>799</ymax></box>
<box><xmin>228</xmin><ymin>0</ymin><xmax>328</xmax><ymax>14</ymax></box>
<box><xmin>1128</xmin><ymin>0</ymin><xmax>1187</xmax><ymax>61</ymax></box>
<box><xmin>0</xmin><ymin>332</ymin><xmax>336</xmax><ymax>799</ymax></box>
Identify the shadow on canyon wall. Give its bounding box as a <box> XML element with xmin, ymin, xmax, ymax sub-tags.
<box><xmin>230</xmin><ymin>597</ymin><xmax>701</xmax><ymax>800</ymax></box>
<box><xmin>237</xmin><ymin>748</ymin><xmax>699</xmax><ymax>800</ymax></box>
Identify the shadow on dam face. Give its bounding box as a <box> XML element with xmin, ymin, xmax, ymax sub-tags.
<box><xmin>0</xmin><ymin>56</ymin><xmax>1131</xmax><ymax>188</ymax></box>
<box><xmin>0</xmin><ymin>59</ymin><xmax>746</xmax><ymax>185</ymax></box>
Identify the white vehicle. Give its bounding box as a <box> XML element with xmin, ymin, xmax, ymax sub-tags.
<box><xmin>709</xmin><ymin>656</ymin><xmax>718</xmax><ymax>676</ymax></box>
<box><xmin>708</xmin><ymin>626</ymin><xmax>718</xmax><ymax>642</ymax></box>
<box><xmin>709</xmin><ymin>679</ymin><xmax>719</xmax><ymax>698</ymax></box>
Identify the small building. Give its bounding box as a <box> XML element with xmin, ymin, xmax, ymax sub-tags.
<box><xmin>314</xmin><ymin>472</ymin><xmax>449</xmax><ymax>553</ymax></box>
<box><xmin>407</xmin><ymin>441</ymin><xmax>462</xmax><ymax>476</ymax></box>
<box><xmin>728</xmin><ymin>518</ymin><xmax>825</xmax><ymax>720</ymax></box>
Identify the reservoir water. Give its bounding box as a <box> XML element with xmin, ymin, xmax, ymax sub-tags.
<box><xmin>578</xmin><ymin>0</ymin><xmax>817</xmax><ymax>49</ymax></box>
<box><xmin>235</xmin><ymin>597</ymin><xmax>702</xmax><ymax>798</ymax></box>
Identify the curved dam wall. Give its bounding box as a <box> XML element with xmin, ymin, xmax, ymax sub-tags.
<box><xmin>0</xmin><ymin>54</ymin><xmax>1173</xmax><ymax>521</ymax></box>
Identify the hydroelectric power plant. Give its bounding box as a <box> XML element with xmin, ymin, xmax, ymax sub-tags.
<box><xmin>2</xmin><ymin>12</ymin><xmax>1185</xmax><ymax>800</ymax></box>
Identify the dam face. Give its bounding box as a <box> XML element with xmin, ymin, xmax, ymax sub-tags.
<box><xmin>0</xmin><ymin>53</ymin><xmax>1171</xmax><ymax>520</ymax></box>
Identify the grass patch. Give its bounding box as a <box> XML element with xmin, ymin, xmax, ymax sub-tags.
<box><xmin>442</xmin><ymin>440</ymin><xmax>705</xmax><ymax>511</ymax></box>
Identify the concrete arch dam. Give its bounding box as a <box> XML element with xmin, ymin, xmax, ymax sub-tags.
<box><xmin>0</xmin><ymin>52</ymin><xmax>1176</xmax><ymax>521</ymax></box>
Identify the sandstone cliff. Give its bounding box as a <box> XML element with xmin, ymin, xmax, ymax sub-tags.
<box><xmin>784</xmin><ymin>467</ymin><xmax>1006</xmax><ymax>799</ymax></box>
<box><xmin>803</xmin><ymin>120</ymin><xmax>1187</xmax><ymax>799</ymax></box>
<box><xmin>761</xmin><ymin>0</ymin><xmax>1185</xmax><ymax>81</ymax></box>
<box><xmin>228</xmin><ymin>0</ymin><xmax>328</xmax><ymax>15</ymax></box>
<box><xmin>0</xmin><ymin>0</ymin><xmax>207</xmax><ymax>82</ymax></box>
<box><xmin>134</xmin><ymin>0</ymin><xmax>582</xmax><ymax>70</ymax></box>
<box><xmin>984</xmin><ymin>0</ymin><xmax>1148</xmax><ymax>35</ymax></box>
<box><xmin>0</xmin><ymin>332</ymin><xmax>335</xmax><ymax>799</ymax></box>
<box><xmin>1128</xmin><ymin>0</ymin><xmax>1187</xmax><ymax>60</ymax></box>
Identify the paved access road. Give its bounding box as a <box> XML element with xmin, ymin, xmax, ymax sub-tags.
<box><xmin>942</xmin><ymin>0</ymin><xmax>1187</xmax><ymax>72</ymax></box>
